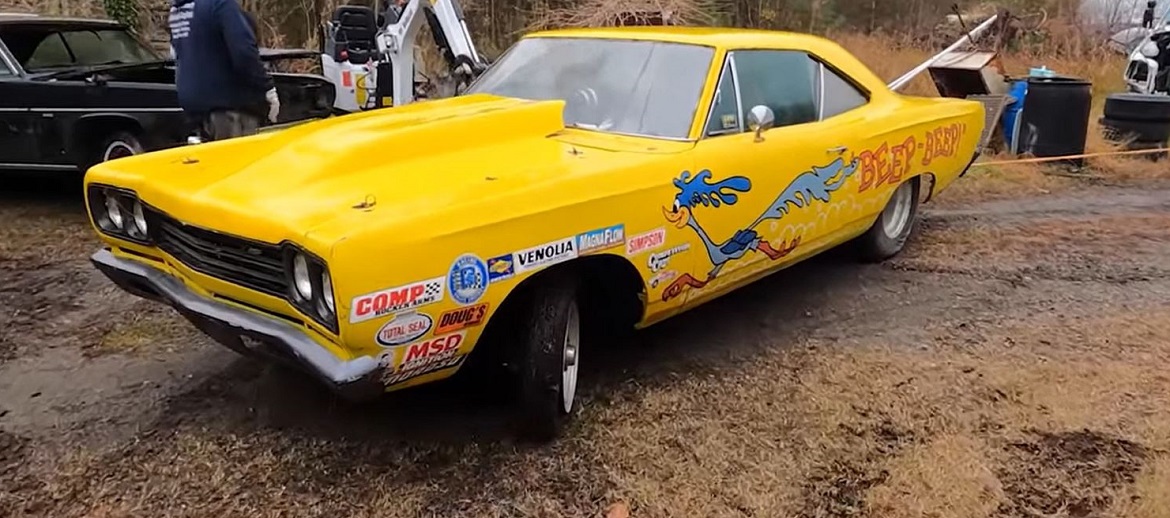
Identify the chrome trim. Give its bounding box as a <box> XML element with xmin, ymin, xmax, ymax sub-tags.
<box><xmin>0</xmin><ymin>162</ymin><xmax>77</xmax><ymax>170</ymax></box>
<box><xmin>729</xmin><ymin>53</ymin><xmax>744</xmax><ymax>132</ymax></box>
<box><xmin>817</xmin><ymin>62</ymin><xmax>826</xmax><ymax>120</ymax></box>
<box><xmin>700</xmin><ymin>55</ymin><xmax>745</xmax><ymax>137</ymax></box>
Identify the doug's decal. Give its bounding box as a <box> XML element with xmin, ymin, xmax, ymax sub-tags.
<box><xmin>661</xmin><ymin>157</ymin><xmax>859</xmax><ymax>302</ymax></box>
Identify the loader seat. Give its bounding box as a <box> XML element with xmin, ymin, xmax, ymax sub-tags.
<box><xmin>331</xmin><ymin>6</ymin><xmax>378</xmax><ymax>64</ymax></box>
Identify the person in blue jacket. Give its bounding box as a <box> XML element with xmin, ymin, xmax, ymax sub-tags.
<box><xmin>168</xmin><ymin>0</ymin><xmax>280</xmax><ymax>141</ymax></box>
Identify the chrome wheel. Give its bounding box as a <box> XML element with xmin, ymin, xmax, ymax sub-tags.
<box><xmin>103</xmin><ymin>141</ymin><xmax>136</xmax><ymax>162</ymax></box>
<box><xmin>561</xmin><ymin>301</ymin><xmax>580</xmax><ymax>414</ymax></box>
<box><xmin>882</xmin><ymin>182</ymin><xmax>914</xmax><ymax>238</ymax></box>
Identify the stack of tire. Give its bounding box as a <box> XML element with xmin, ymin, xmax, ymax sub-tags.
<box><xmin>1100</xmin><ymin>93</ymin><xmax>1170</xmax><ymax>160</ymax></box>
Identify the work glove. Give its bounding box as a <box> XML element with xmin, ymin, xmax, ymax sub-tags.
<box><xmin>265</xmin><ymin>88</ymin><xmax>280</xmax><ymax>123</ymax></box>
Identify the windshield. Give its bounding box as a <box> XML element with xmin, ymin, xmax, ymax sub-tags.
<box><xmin>467</xmin><ymin>37</ymin><xmax>715</xmax><ymax>140</ymax></box>
<box><xmin>0</xmin><ymin>25</ymin><xmax>160</xmax><ymax>72</ymax></box>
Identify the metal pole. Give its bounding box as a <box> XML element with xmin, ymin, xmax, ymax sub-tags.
<box><xmin>887</xmin><ymin>13</ymin><xmax>1000</xmax><ymax>92</ymax></box>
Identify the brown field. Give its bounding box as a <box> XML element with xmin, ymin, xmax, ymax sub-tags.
<box><xmin>4</xmin><ymin>29</ymin><xmax>1170</xmax><ymax>518</ymax></box>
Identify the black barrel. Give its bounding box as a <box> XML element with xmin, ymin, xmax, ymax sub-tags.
<box><xmin>1014</xmin><ymin>76</ymin><xmax>1093</xmax><ymax>167</ymax></box>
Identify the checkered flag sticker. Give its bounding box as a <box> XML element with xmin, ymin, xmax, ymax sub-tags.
<box><xmin>424</xmin><ymin>279</ymin><xmax>444</xmax><ymax>298</ymax></box>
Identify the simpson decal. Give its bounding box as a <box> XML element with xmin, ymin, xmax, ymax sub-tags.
<box><xmin>350</xmin><ymin>277</ymin><xmax>444</xmax><ymax>324</ymax></box>
<box><xmin>448</xmin><ymin>253</ymin><xmax>488</xmax><ymax>306</ymax></box>
<box><xmin>435</xmin><ymin>302</ymin><xmax>489</xmax><ymax>335</ymax></box>
<box><xmin>626</xmin><ymin>227</ymin><xmax>667</xmax><ymax>256</ymax></box>
<box><xmin>514</xmin><ymin>237</ymin><xmax>577</xmax><ymax>273</ymax></box>
<box><xmin>577</xmin><ymin>224</ymin><xmax>625</xmax><ymax>254</ymax></box>
<box><xmin>375</xmin><ymin>311</ymin><xmax>433</xmax><ymax>346</ymax></box>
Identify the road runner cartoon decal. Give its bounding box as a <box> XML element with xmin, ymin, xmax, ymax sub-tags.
<box><xmin>661</xmin><ymin>156</ymin><xmax>859</xmax><ymax>301</ymax></box>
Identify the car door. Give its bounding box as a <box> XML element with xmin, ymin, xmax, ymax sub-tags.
<box><xmin>0</xmin><ymin>39</ymin><xmax>37</xmax><ymax>168</ymax></box>
<box><xmin>670</xmin><ymin>48</ymin><xmax>867</xmax><ymax>307</ymax></box>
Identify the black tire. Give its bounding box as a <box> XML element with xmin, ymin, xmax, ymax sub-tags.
<box><xmin>1103</xmin><ymin>93</ymin><xmax>1170</xmax><ymax>122</ymax></box>
<box><xmin>1099</xmin><ymin>117</ymin><xmax>1170</xmax><ymax>144</ymax></box>
<box><xmin>513</xmin><ymin>272</ymin><xmax>582</xmax><ymax>443</ymax></box>
<box><xmin>856</xmin><ymin>178</ymin><xmax>921</xmax><ymax>263</ymax></box>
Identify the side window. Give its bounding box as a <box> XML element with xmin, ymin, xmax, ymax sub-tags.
<box><xmin>819</xmin><ymin>64</ymin><xmax>868</xmax><ymax>119</ymax></box>
<box><xmin>705</xmin><ymin>59</ymin><xmax>741</xmax><ymax>136</ymax></box>
<box><xmin>25</xmin><ymin>33</ymin><xmax>72</xmax><ymax>70</ymax></box>
<box><xmin>732</xmin><ymin>50</ymin><xmax>818</xmax><ymax>128</ymax></box>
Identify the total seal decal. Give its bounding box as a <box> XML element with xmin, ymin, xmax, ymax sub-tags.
<box><xmin>648</xmin><ymin>244</ymin><xmax>691</xmax><ymax>273</ymax></box>
<box><xmin>448</xmin><ymin>253</ymin><xmax>488</xmax><ymax>306</ymax></box>
<box><xmin>351</xmin><ymin>277</ymin><xmax>445</xmax><ymax>324</ymax></box>
<box><xmin>626</xmin><ymin>227</ymin><xmax>667</xmax><ymax>256</ymax></box>
<box><xmin>514</xmin><ymin>236</ymin><xmax>577</xmax><ymax>274</ymax></box>
<box><xmin>375</xmin><ymin>311</ymin><xmax>433</xmax><ymax>347</ymax></box>
<box><xmin>383</xmin><ymin>331</ymin><xmax>466</xmax><ymax>385</ymax></box>
<box><xmin>577</xmin><ymin>224</ymin><xmax>625</xmax><ymax>254</ymax></box>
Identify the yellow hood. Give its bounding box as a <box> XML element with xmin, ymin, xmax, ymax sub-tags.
<box><xmin>87</xmin><ymin>94</ymin><xmax>573</xmax><ymax>246</ymax></box>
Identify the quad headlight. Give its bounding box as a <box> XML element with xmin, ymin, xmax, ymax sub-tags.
<box><xmin>284</xmin><ymin>247</ymin><xmax>337</xmax><ymax>332</ymax></box>
<box><xmin>88</xmin><ymin>185</ymin><xmax>151</xmax><ymax>244</ymax></box>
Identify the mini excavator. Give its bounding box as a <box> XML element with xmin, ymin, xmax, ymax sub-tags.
<box><xmin>320</xmin><ymin>0</ymin><xmax>488</xmax><ymax>112</ymax></box>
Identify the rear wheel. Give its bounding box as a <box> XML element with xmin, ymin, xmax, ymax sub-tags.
<box><xmin>95</xmin><ymin>131</ymin><xmax>144</xmax><ymax>165</ymax></box>
<box><xmin>856</xmin><ymin>178</ymin><xmax>920</xmax><ymax>263</ymax></box>
<box><xmin>513</xmin><ymin>273</ymin><xmax>582</xmax><ymax>442</ymax></box>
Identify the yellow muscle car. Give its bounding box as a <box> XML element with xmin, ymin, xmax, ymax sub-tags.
<box><xmin>85</xmin><ymin>26</ymin><xmax>984</xmax><ymax>441</ymax></box>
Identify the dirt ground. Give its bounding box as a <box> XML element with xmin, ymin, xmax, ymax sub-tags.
<box><xmin>3</xmin><ymin>162</ymin><xmax>1170</xmax><ymax>518</ymax></box>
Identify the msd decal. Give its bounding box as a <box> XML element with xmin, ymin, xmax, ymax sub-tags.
<box><xmin>514</xmin><ymin>237</ymin><xmax>577</xmax><ymax>273</ymax></box>
<box><xmin>577</xmin><ymin>224</ymin><xmax>625</xmax><ymax>254</ymax></box>
<box><xmin>350</xmin><ymin>277</ymin><xmax>445</xmax><ymax>324</ymax></box>
<box><xmin>626</xmin><ymin>227</ymin><xmax>667</xmax><ymax>256</ymax></box>
<box><xmin>436</xmin><ymin>302</ymin><xmax>489</xmax><ymax>335</ymax></box>
<box><xmin>382</xmin><ymin>332</ymin><xmax>467</xmax><ymax>386</ymax></box>
<box><xmin>375</xmin><ymin>311</ymin><xmax>433</xmax><ymax>347</ymax></box>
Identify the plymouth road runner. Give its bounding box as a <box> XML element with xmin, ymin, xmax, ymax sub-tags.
<box><xmin>84</xmin><ymin>26</ymin><xmax>984</xmax><ymax>441</ymax></box>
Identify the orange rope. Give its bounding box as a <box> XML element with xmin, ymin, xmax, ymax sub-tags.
<box><xmin>972</xmin><ymin>146</ymin><xmax>1170</xmax><ymax>167</ymax></box>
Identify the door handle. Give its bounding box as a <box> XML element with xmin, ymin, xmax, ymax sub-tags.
<box><xmin>827</xmin><ymin>146</ymin><xmax>848</xmax><ymax>155</ymax></box>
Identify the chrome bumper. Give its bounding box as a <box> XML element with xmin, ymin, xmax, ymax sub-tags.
<box><xmin>90</xmin><ymin>248</ymin><xmax>385</xmax><ymax>401</ymax></box>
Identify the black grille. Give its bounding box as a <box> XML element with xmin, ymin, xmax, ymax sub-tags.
<box><xmin>147</xmin><ymin>209</ymin><xmax>288</xmax><ymax>298</ymax></box>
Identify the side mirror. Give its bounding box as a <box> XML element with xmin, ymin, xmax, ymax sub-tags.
<box><xmin>746</xmin><ymin>105</ymin><xmax>775</xmax><ymax>142</ymax></box>
<box><xmin>1141</xmin><ymin>40</ymin><xmax>1160</xmax><ymax>58</ymax></box>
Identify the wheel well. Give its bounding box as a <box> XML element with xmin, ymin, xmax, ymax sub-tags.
<box><xmin>72</xmin><ymin>116</ymin><xmax>144</xmax><ymax>164</ymax></box>
<box><xmin>470</xmin><ymin>254</ymin><xmax>646</xmax><ymax>369</ymax></box>
<box><xmin>914</xmin><ymin>173</ymin><xmax>934</xmax><ymax>203</ymax></box>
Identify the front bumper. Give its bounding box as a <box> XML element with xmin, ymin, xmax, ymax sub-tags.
<box><xmin>91</xmin><ymin>248</ymin><xmax>384</xmax><ymax>401</ymax></box>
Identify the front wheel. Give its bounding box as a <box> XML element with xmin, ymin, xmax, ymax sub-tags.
<box><xmin>513</xmin><ymin>273</ymin><xmax>582</xmax><ymax>442</ymax></box>
<box><xmin>856</xmin><ymin>178</ymin><xmax>920</xmax><ymax>263</ymax></box>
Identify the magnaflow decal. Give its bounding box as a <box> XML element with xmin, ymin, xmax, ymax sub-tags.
<box><xmin>577</xmin><ymin>224</ymin><xmax>625</xmax><ymax>254</ymax></box>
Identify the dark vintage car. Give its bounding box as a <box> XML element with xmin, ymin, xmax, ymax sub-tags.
<box><xmin>0</xmin><ymin>14</ymin><xmax>335</xmax><ymax>172</ymax></box>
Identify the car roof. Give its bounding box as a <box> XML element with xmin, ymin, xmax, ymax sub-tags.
<box><xmin>523</xmin><ymin>25</ymin><xmax>828</xmax><ymax>49</ymax></box>
<box><xmin>0</xmin><ymin>13</ymin><xmax>124</xmax><ymax>28</ymax></box>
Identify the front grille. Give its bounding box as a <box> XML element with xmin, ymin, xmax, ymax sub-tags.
<box><xmin>146</xmin><ymin>208</ymin><xmax>288</xmax><ymax>298</ymax></box>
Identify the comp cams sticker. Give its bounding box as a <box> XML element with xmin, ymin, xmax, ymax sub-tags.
<box><xmin>350</xmin><ymin>277</ymin><xmax>444</xmax><ymax>324</ymax></box>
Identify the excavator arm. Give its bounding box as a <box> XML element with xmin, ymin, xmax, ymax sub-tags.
<box><xmin>376</xmin><ymin>0</ymin><xmax>487</xmax><ymax>107</ymax></box>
